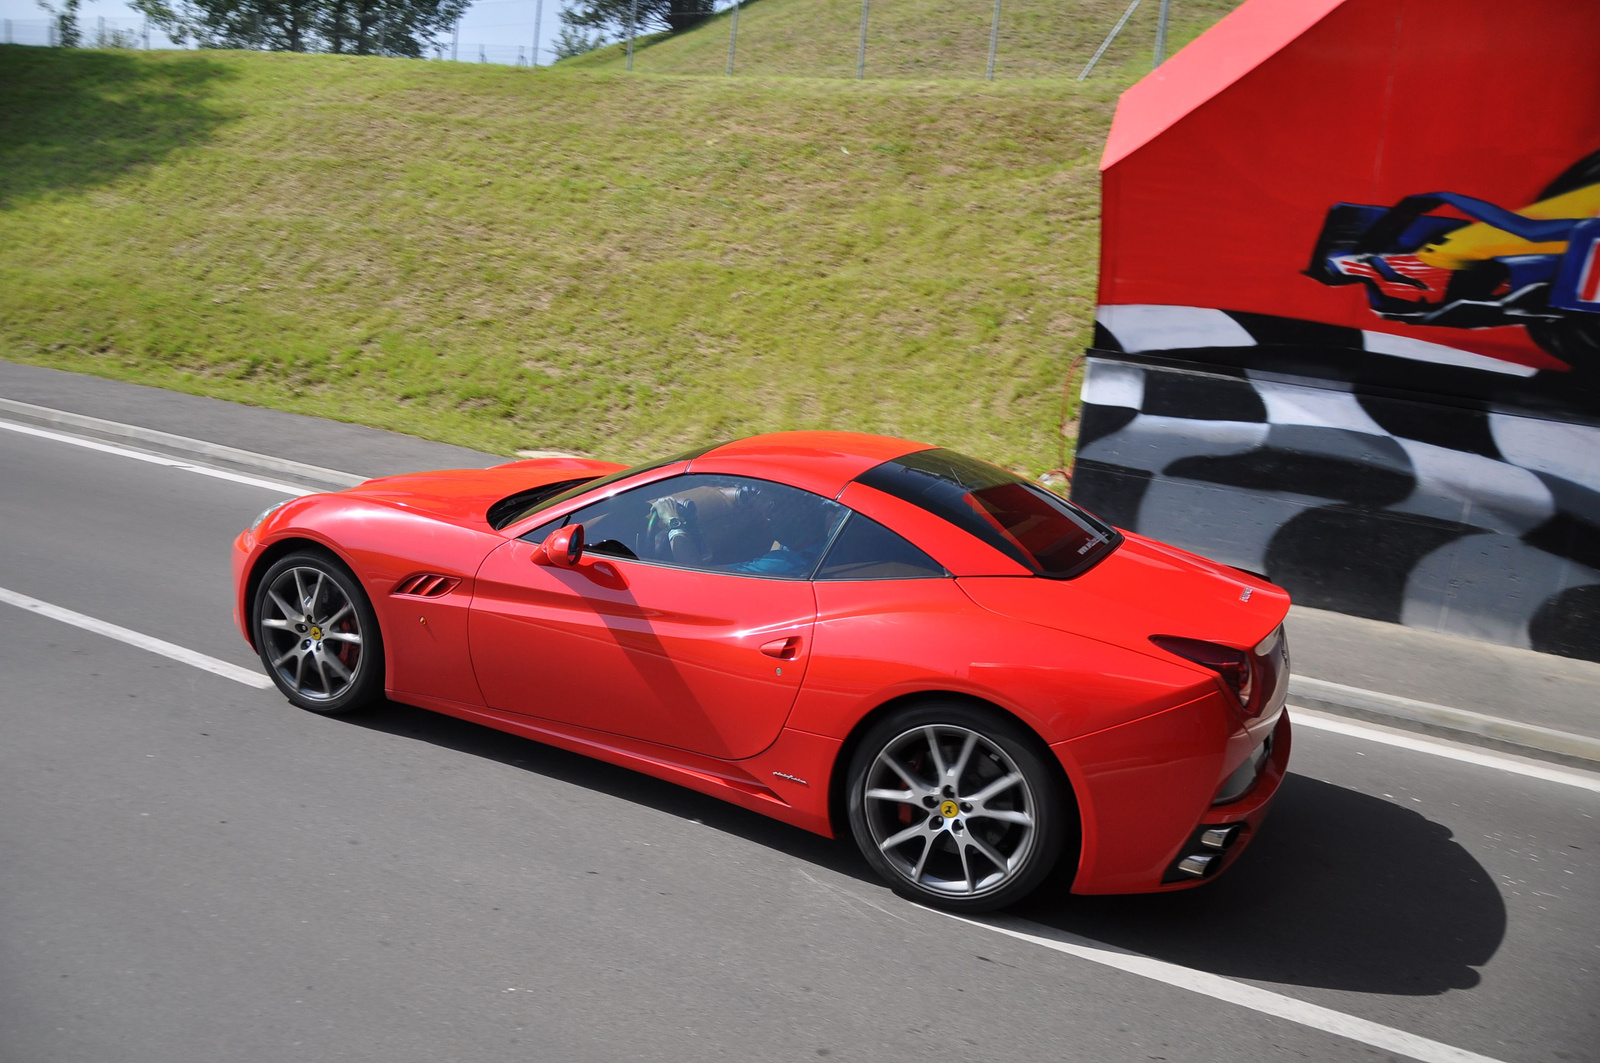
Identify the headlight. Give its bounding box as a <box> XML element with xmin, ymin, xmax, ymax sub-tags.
<box><xmin>250</xmin><ymin>500</ymin><xmax>289</xmax><ymax>533</ymax></box>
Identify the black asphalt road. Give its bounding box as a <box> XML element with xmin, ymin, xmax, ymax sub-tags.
<box><xmin>2</xmin><ymin>415</ymin><xmax>1596</xmax><ymax>1063</ymax></box>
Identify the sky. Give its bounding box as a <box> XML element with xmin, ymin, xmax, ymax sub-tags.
<box><xmin>0</xmin><ymin>0</ymin><xmax>610</xmax><ymax>65</ymax></box>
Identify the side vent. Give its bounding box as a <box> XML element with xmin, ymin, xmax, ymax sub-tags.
<box><xmin>393</xmin><ymin>573</ymin><xmax>461</xmax><ymax>598</ymax></box>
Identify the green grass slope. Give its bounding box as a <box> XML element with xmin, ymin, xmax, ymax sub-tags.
<box><xmin>1</xmin><ymin>46</ymin><xmax>1129</xmax><ymax>471</ymax></box>
<box><xmin>564</xmin><ymin>0</ymin><xmax>1243</xmax><ymax>82</ymax></box>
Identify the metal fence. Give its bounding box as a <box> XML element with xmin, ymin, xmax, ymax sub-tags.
<box><xmin>0</xmin><ymin>16</ymin><xmax>530</xmax><ymax>65</ymax></box>
<box><xmin>558</xmin><ymin>0</ymin><xmax>1203</xmax><ymax>79</ymax></box>
<box><xmin>2</xmin><ymin>16</ymin><xmax>174</xmax><ymax>49</ymax></box>
<box><xmin>3</xmin><ymin>0</ymin><xmax>1209</xmax><ymax>80</ymax></box>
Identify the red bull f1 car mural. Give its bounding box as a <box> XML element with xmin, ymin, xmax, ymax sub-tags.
<box><xmin>1307</xmin><ymin>150</ymin><xmax>1600</xmax><ymax>371</ymax></box>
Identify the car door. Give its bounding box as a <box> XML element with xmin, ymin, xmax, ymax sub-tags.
<box><xmin>468</xmin><ymin>473</ymin><xmax>846</xmax><ymax>761</ymax></box>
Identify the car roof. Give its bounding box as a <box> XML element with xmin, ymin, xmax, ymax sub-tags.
<box><xmin>689</xmin><ymin>431</ymin><xmax>935</xmax><ymax>499</ymax></box>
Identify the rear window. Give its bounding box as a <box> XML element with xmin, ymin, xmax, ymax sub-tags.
<box><xmin>856</xmin><ymin>449</ymin><xmax>1121</xmax><ymax>579</ymax></box>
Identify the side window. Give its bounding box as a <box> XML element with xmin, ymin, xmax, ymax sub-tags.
<box><xmin>814</xmin><ymin>513</ymin><xmax>947</xmax><ymax>580</ymax></box>
<box><xmin>538</xmin><ymin>473</ymin><xmax>847</xmax><ymax>579</ymax></box>
<box><xmin>520</xmin><ymin>518</ymin><xmax>561</xmax><ymax>545</ymax></box>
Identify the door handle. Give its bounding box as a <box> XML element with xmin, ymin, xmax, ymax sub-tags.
<box><xmin>759</xmin><ymin>636</ymin><xmax>802</xmax><ymax>660</ymax></box>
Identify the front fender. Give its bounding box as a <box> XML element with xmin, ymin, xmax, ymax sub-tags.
<box><xmin>235</xmin><ymin>495</ymin><xmax>503</xmax><ymax>703</ymax></box>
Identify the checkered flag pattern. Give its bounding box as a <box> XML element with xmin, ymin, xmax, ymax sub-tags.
<box><xmin>1071</xmin><ymin>348</ymin><xmax>1600</xmax><ymax>662</ymax></box>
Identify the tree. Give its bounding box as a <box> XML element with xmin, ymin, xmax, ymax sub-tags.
<box><xmin>551</xmin><ymin>23</ymin><xmax>603</xmax><ymax>59</ymax></box>
<box><xmin>129</xmin><ymin>0</ymin><xmax>468</xmax><ymax>55</ymax></box>
<box><xmin>558</xmin><ymin>0</ymin><xmax>717</xmax><ymax>49</ymax></box>
<box><xmin>37</xmin><ymin>0</ymin><xmax>82</xmax><ymax>46</ymax></box>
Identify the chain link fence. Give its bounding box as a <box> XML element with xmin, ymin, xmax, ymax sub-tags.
<box><xmin>0</xmin><ymin>15</ymin><xmax>534</xmax><ymax>65</ymax></box>
<box><xmin>550</xmin><ymin>0</ymin><xmax>1233</xmax><ymax>79</ymax></box>
<box><xmin>3</xmin><ymin>15</ymin><xmax>175</xmax><ymax>49</ymax></box>
<box><xmin>3</xmin><ymin>1</ymin><xmax>1234</xmax><ymax>79</ymax></box>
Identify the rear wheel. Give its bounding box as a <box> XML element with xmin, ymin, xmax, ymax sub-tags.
<box><xmin>253</xmin><ymin>550</ymin><xmax>383</xmax><ymax>715</ymax></box>
<box><xmin>847</xmin><ymin>702</ymin><xmax>1066</xmax><ymax>912</ymax></box>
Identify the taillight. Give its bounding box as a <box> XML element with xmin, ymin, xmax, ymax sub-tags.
<box><xmin>1150</xmin><ymin>635</ymin><xmax>1255</xmax><ymax>709</ymax></box>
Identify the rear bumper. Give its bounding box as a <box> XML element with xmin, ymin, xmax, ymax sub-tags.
<box><xmin>1156</xmin><ymin>710</ymin><xmax>1291</xmax><ymax>887</ymax></box>
<box><xmin>1054</xmin><ymin>702</ymin><xmax>1291</xmax><ymax>895</ymax></box>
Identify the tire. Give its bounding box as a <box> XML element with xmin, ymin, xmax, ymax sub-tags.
<box><xmin>253</xmin><ymin>550</ymin><xmax>384</xmax><ymax>715</ymax></box>
<box><xmin>846</xmin><ymin>701</ymin><xmax>1067</xmax><ymax>912</ymax></box>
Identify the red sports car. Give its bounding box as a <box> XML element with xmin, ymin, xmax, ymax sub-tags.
<box><xmin>232</xmin><ymin>432</ymin><xmax>1291</xmax><ymax>911</ymax></box>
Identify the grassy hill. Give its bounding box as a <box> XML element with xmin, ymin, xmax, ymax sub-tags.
<box><xmin>0</xmin><ymin>11</ymin><xmax>1230</xmax><ymax>472</ymax></box>
<box><xmin>564</xmin><ymin>0</ymin><xmax>1244</xmax><ymax>82</ymax></box>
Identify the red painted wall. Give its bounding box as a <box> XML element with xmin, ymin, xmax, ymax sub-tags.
<box><xmin>1099</xmin><ymin>0</ymin><xmax>1600</xmax><ymax>373</ymax></box>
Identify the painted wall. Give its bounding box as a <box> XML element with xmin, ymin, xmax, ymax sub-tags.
<box><xmin>1071</xmin><ymin>0</ymin><xmax>1600</xmax><ymax>661</ymax></box>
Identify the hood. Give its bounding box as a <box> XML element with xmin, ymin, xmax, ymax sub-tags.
<box><xmin>339</xmin><ymin>457</ymin><xmax>625</xmax><ymax>528</ymax></box>
<box><xmin>958</xmin><ymin>531</ymin><xmax>1289</xmax><ymax>656</ymax></box>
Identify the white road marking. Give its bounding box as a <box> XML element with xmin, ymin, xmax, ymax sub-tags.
<box><xmin>0</xmin><ymin>417</ymin><xmax>311</xmax><ymax>496</ymax></box>
<box><xmin>0</xmin><ymin>586</ymin><xmax>273</xmax><ymax>689</ymax></box>
<box><xmin>932</xmin><ymin>911</ymin><xmax>1510</xmax><ymax>1063</ymax></box>
<box><xmin>1292</xmin><ymin>708</ymin><xmax>1600</xmax><ymax>794</ymax></box>
<box><xmin>0</xmin><ymin>396</ymin><xmax>365</xmax><ymax>488</ymax></box>
<box><xmin>1289</xmin><ymin>674</ymin><xmax>1600</xmax><ymax>763</ymax></box>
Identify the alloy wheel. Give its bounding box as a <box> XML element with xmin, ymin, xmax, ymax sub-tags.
<box><xmin>258</xmin><ymin>565</ymin><xmax>365</xmax><ymax>702</ymax></box>
<box><xmin>860</xmin><ymin>724</ymin><xmax>1039</xmax><ymax>899</ymax></box>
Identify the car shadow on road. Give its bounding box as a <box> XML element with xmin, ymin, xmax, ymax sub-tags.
<box><xmin>1015</xmin><ymin>772</ymin><xmax>1506</xmax><ymax>995</ymax></box>
<box><xmin>347</xmin><ymin>704</ymin><xmax>1505</xmax><ymax>997</ymax></box>
<box><xmin>347</xmin><ymin>699</ymin><xmax>875</xmax><ymax>882</ymax></box>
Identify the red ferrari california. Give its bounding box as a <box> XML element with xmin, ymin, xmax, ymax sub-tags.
<box><xmin>233</xmin><ymin>432</ymin><xmax>1291</xmax><ymax>911</ymax></box>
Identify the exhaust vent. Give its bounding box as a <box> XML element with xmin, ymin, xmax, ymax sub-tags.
<box><xmin>1162</xmin><ymin>823</ymin><xmax>1250</xmax><ymax>883</ymax></box>
<box><xmin>393</xmin><ymin>573</ymin><xmax>460</xmax><ymax>598</ymax></box>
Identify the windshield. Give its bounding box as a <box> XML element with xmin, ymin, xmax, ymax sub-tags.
<box><xmin>855</xmin><ymin>448</ymin><xmax>1121</xmax><ymax>578</ymax></box>
<box><xmin>488</xmin><ymin>444</ymin><xmax>721</xmax><ymax>530</ymax></box>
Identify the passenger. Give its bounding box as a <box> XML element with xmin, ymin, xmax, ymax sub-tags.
<box><xmin>725</xmin><ymin>496</ymin><xmax>836</xmax><ymax>577</ymax></box>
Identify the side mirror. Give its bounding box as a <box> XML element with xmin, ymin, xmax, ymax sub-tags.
<box><xmin>537</xmin><ymin>523</ymin><xmax>585</xmax><ymax>568</ymax></box>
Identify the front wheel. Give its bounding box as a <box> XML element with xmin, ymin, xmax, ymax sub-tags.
<box><xmin>253</xmin><ymin>550</ymin><xmax>384</xmax><ymax>715</ymax></box>
<box><xmin>846</xmin><ymin>702</ymin><xmax>1067</xmax><ymax>912</ymax></box>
